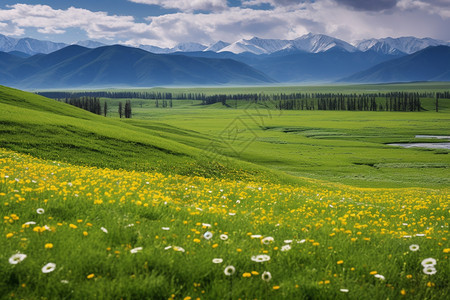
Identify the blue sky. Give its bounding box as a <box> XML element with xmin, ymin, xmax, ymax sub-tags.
<box><xmin>0</xmin><ymin>0</ymin><xmax>449</xmax><ymax>47</ymax></box>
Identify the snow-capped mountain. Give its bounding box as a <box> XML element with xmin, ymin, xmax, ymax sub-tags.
<box><xmin>292</xmin><ymin>33</ymin><xmax>357</xmax><ymax>53</ymax></box>
<box><xmin>1</xmin><ymin>33</ymin><xmax>449</xmax><ymax>57</ymax></box>
<box><xmin>355</xmin><ymin>37</ymin><xmax>450</xmax><ymax>54</ymax></box>
<box><xmin>217</xmin><ymin>34</ymin><xmax>357</xmax><ymax>54</ymax></box>
<box><xmin>0</xmin><ymin>34</ymin><xmax>106</xmax><ymax>55</ymax></box>
<box><xmin>0</xmin><ymin>34</ymin><xmax>67</xmax><ymax>55</ymax></box>
<box><xmin>205</xmin><ymin>41</ymin><xmax>230</xmax><ymax>52</ymax></box>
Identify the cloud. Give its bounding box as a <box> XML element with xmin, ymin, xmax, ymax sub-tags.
<box><xmin>0</xmin><ymin>1</ymin><xmax>449</xmax><ymax>48</ymax></box>
<box><xmin>333</xmin><ymin>0</ymin><xmax>398</xmax><ymax>11</ymax></box>
<box><xmin>0</xmin><ymin>22</ymin><xmax>24</xmax><ymax>36</ymax></box>
<box><xmin>127</xmin><ymin>0</ymin><xmax>228</xmax><ymax>12</ymax></box>
<box><xmin>397</xmin><ymin>0</ymin><xmax>450</xmax><ymax>18</ymax></box>
<box><xmin>0</xmin><ymin>4</ymin><xmax>157</xmax><ymax>40</ymax></box>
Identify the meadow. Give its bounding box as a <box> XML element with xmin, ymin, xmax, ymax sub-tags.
<box><xmin>1</xmin><ymin>83</ymin><xmax>449</xmax><ymax>299</ymax></box>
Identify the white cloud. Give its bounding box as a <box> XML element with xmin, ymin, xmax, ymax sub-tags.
<box><xmin>0</xmin><ymin>1</ymin><xmax>448</xmax><ymax>47</ymax></box>
<box><xmin>0</xmin><ymin>22</ymin><xmax>24</xmax><ymax>36</ymax></box>
<box><xmin>397</xmin><ymin>0</ymin><xmax>450</xmax><ymax>18</ymax></box>
<box><xmin>0</xmin><ymin>4</ymin><xmax>157</xmax><ymax>40</ymax></box>
<box><xmin>127</xmin><ymin>0</ymin><xmax>228</xmax><ymax>12</ymax></box>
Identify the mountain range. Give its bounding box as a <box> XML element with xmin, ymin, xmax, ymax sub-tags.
<box><xmin>1</xmin><ymin>33</ymin><xmax>449</xmax><ymax>88</ymax></box>
<box><xmin>340</xmin><ymin>46</ymin><xmax>450</xmax><ymax>83</ymax></box>
<box><xmin>1</xmin><ymin>33</ymin><xmax>449</xmax><ymax>56</ymax></box>
<box><xmin>0</xmin><ymin>45</ymin><xmax>274</xmax><ymax>89</ymax></box>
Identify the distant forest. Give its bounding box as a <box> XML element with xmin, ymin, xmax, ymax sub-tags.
<box><xmin>38</xmin><ymin>91</ymin><xmax>450</xmax><ymax>112</ymax></box>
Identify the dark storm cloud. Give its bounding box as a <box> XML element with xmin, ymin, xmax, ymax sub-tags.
<box><xmin>334</xmin><ymin>0</ymin><xmax>398</xmax><ymax>11</ymax></box>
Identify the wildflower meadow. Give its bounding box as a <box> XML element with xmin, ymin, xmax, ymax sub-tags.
<box><xmin>1</xmin><ymin>148</ymin><xmax>448</xmax><ymax>299</ymax></box>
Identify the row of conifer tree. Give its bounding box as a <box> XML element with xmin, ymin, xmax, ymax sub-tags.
<box><xmin>60</xmin><ymin>97</ymin><xmax>132</xmax><ymax>118</ymax></box>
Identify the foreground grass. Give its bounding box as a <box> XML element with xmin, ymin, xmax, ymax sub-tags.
<box><xmin>1</xmin><ymin>149</ymin><xmax>449</xmax><ymax>299</ymax></box>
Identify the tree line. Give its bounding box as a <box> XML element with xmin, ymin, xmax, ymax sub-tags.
<box><xmin>59</xmin><ymin>97</ymin><xmax>132</xmax><ymax>118</ymax></box>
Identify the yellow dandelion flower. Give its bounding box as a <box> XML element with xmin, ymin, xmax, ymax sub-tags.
<box><xmin>83</xmin><ymin>231</ymin><xmax>88</xmax><ymax>236</ymax></box>
<box><xmin>243</xmin><ymin>272</ymin><xmax>252</xmax><ymax>278</ymax></box>
<box><xmin>87</xmin><ymin>273</ymin><xmax>95</xmax><ymax>279</ymax></box>
<box><xmin>337</xmin><ymin>260</ymin><xmax>344</xmax><ymax>265</ymax></box>
<box><xmin>6</xmin><ymin>233</ymin><xmax>13</xmax><ymax>238</ymax></box>
<box><xmin>443</xmin><ymin>248</ymin><xmax>450</xmax><ymax>253</ymax></box>
<box><xmin>251</xmin><ymin>271</ymin><xmax>259</xmax><ymax>275</ymax></box>
<box><xmin>45</xmin><ymin>243</ymin><xmax>53</xmax><ymax>249</ymax></box>
<box><xmin>370</xmin><ymin>271</ymin><xmax>377</xmax><ymax>275</ymax></box>
<box><xmin>212</xmin><ymin>243</ymin><xmax>218</xmax><ymax>248</ymax></box>
<box><xmin>273</xmin><ymin>286</ymin><xmax>280</xmax><ymax>290</ymax></box>
<box><xmin>69</xmin><ymin>224</ymin><xmax>77</xmax><ymax>229</ymax></box>
<box><xmin>400</xmin><ymin>289</ymin><xmax>406</xmax><ymax>295</ymax></box>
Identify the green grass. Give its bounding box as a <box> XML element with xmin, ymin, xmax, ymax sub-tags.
<box><xmin>1</xmin><ymin>83</ymin><xmax>449</xmax><ymax>299</ymax></box>
<box><xmin>1</xmin><ymin>149</ymin><xmax>449</xmax><ymax>300</ymax></box>
<box><xmin>0</xmin><ymin>86</ymin><xmax>288</xmax><ymax>184</ymax></box>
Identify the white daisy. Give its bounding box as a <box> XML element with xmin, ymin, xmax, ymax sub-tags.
<box><xmin>162</xmin><ymin>227</ymin><xmax>170</xmax><ymax>231</ymax></box>
<box><xmin>203</xmin><ymin>231</ymin><xmax>213</xmax><ymax>240</ymax></box>
<box><xmin>251</xmin><ymin>254</ymin><xmax>271</xmax><ymax>262</ymax></box>
<box><xmin>261</xmin><ymin>271</ymin><xmax>272</xmax><ymax>282</ymax></box>
<box><xmin>9</xmin><ymin>253</ymin><xmax>27</xmax><ymax>265</ymax></box>
<box><xmin>374</xmin><ymin>274</ymin><xmax>385</xmax><ymax>280</ymax></box>
<box><xmin>130</xmin><ymin>247</ymin><xmax>143</xmax><ymax>254</ymax></box>
<box><xmin>421</xmin><ymin>258</ymin><xmax>437</xmax><ymax>267</ymax></box>
<box><xmin>42</xmin><ymin>262</ymin><xmax>56</xmax><ymax>273</ymax></box>
<box><xmin>212</xmin><ymin>258</ymin><xmax>223</xmax><ymax>264</ymax></box>
<box><xmin>409</xmin><ymin>244</ymin><xmax>419</xmax><ymax>251</ymax></box>
<box><xmin>340</xmin><ymin>289</ymin><xmax>349</xmax><ymax>293</ymax></box>
<box><xmin>224</xmin><ymin>265</ymin><xmax>235</xmax><ymax>276</ymax></box>
<box><xmin>423</xmin><ymin>266</ymin><xmax>437</xmax><ymax>275</ymax></box>
<box><xmin>36</xmin><ymin>208</ymin><xmax>45</xmax><ymax>214</ymax></box>
<box><xmin>281</xmin><ymin>245</ymin><xmax>291</xmax><ymax>252</ymax></box>
<box><xmin>220</xmin><ymin>234</ymin><xmax>228</xmax><ymax>241</ymax></box>
<box><xmin>261</xmin><ymin>237</ymin><xmax>274</xmax><ymax>245</ymax></box>
<box><xmin>101</xmin><ymin>227</ymin><xmax>108</xmax><ymax>233</ymax></box>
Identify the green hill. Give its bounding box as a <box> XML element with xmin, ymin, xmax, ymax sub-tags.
<box><xmin>0</xmin><ymin>85</ymin><xmax>283</xmax><ymax>182</ymax></box>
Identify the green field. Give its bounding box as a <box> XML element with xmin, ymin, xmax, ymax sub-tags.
<box><xmin>1</xmin><ymin>83</ymin><xmax>449</xmax><ymax>299</ymax></box>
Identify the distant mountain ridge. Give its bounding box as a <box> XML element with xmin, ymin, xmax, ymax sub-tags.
<box><xmin>354</xmin><ymin>37</ymin><xmax>450</xmax><ymax>55</ymax></box>
<box><xmin>0</xmin><ymin>34</ymin><xmax>105</xmax><ymax>55</ymax></box>
<box><xmin>0</xmin><ymin>45</ymin><xmax>274</xmax><ymax>89</ymax></box>
<box><xmin>1</xmin><ymin>33</ymin><xmax>448</xmax><ymax>56</ymax></box>
<box><xmin>340</xmin><ymin>46</ymin><xmax>450</xmax><ymax>83</ymax></box>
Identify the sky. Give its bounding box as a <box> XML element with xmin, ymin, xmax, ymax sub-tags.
<box><xmin>0</xmin><ymin>0</ymin><xmax>449</xmax><ymax>47</ymax></box>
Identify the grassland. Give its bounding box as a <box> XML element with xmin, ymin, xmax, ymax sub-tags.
<box><xmin>1</xmin><ymin>83</ymin><xmax>449</xmax><ymax>299</ymax></box>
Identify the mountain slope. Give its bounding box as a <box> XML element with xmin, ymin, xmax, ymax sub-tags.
<box><xmin>355</xmin><ymin>37</ymin><xmax>450</xmax><ymax>54</ymax></box>
<box><xmin>340</xmin><ymin>46</ymin><xmax>450</xmax><ymax>83</ymax></box>
<box><xmin>177</xmin><ymin>48</ymin><xmax>402</xmax><ymax>82</ymax></box>
<box><xmin>2</xmin><ymin>45</ymin><xmax>275</xmax><ymax>88</ymax></box>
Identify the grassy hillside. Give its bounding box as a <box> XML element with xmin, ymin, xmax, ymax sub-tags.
<box><xmin>0</xmin><ymin>85</ymin><xmax>285</xmax><ymax>183</ymax></box>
